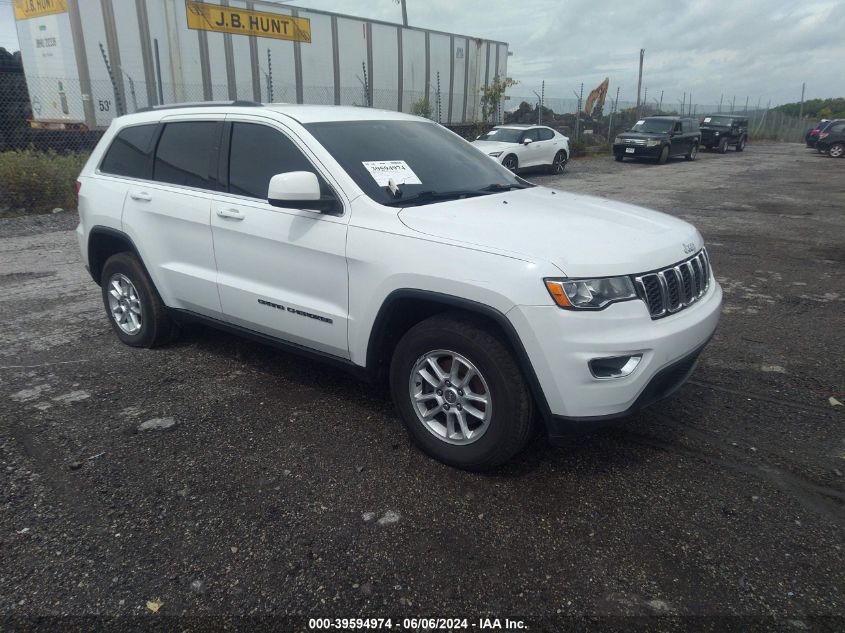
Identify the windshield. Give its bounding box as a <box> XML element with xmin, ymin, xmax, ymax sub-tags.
<box><xmin>702</xmin><ymin>116</ymin><xmax>735</xmax><ymax>126</ymax></box>
<box><xmin>477</xmin><ymin>127</ymin><xmax>524</xmax><ymax>143</ymax></box>
<box><xmin>630</xmin><ymin>119</ymin><xmax>674</xmax><ymax>134</ymax></box>
<box><xmin>305</xmin><ymin>120</ymin><xmax>526</xmax><ymax>206</ymax></box>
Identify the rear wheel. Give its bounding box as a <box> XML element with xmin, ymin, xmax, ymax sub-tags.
<box><xmin>100</xmin><ymin>252</ymin><xmax>176</xmax><ymax>348</ymax></box>
<box><xmin>389</xmin><ymin>313</ymin><xmax>534</xmax><ymax>471</ymax></box>
<box><xmin>657</xmin><ymin>145</ymin><xmax>669</xmax><ymax>164</ymax></box>
<box><xmin>718</xmin><ymin>138</ymin><xmax>729</xmax><ymax>154</ymax></box>
<box><xmin>735</xmin><ymin>136</ymin><xmax>747</xmax><ymax>152</ymax></box>
<box><xmin>550</xmin><ymin>150</ymin><xmax>568</xmax><ymax>174</ymax></box>
<box><xmin>829</xmin><ymin>142</ymin><xmax>844</xmax><ymax>158</ymax></box>
<box><xmin>503</xmin><ymin>154</ymin><xmax>518</xmax><ymax>172</ymax></box>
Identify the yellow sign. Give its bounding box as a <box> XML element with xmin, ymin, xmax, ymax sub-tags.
<box><xmin>185</xmin><ymin>0</ymin><xmax>311</xmax><ymax>43</ymax></box>
<box><xmin>13</xmin><ymin>0</ymin><xmax>67</xmax><ymax>20</ymax></box>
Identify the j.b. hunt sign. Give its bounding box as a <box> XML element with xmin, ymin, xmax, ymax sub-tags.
<box><xmin>186</xmin><ymin>0</ymin><xmax>311</xmax><ymax>43</ymax></box>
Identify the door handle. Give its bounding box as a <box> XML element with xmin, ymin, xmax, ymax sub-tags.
<box><xmin>216</xmin><ymin>207</ymin><xmax>245</xmax><ymax>220</ymax></box>
<box><xmin>129</xmin><ymin>191</ymin><xmax>151</xmax><ymax>202</ymax></box>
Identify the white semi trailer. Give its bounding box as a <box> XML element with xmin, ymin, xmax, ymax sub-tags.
<box><xmin>12</xmin><ymin>0</ymin><xmax>509</xmax><ymax>129</ymax></box>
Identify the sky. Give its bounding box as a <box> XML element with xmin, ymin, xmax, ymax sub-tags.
<box><xmin>1</xmin><ymin>0</ymin><xmax>843</xmax><ymax>107</ymax></box>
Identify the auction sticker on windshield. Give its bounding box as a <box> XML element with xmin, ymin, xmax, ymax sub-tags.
<box><xmin>362</xmin><ymin>160</ymin><xmax>422</xmax><ymax>186</ymax></box>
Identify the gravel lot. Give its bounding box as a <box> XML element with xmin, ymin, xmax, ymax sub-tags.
<box><xmin>1</xmin><ymin>143</ymin><xmax>843</xmax><ymax>631</ymax></box>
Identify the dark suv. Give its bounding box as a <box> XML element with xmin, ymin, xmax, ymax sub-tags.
<box><xmin>816</xmin><ymin>119</ymin><xmax>845</xmax><ymax>158</ymax></box>
<box><xmin>700</xmin><ymin>114</ymin><xmax>748</xmax><ymax>153</ymax></box>
<box><xmin>613</xmin><ymin>116</ymin><xmax>701</xmax><ymax>164</ymax></box>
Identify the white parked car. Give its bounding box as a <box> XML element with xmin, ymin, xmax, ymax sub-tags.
<box><xmin>472</xmin><ymin>124</ymin><xmax>570</xmax><ymax>173</ymax></box>
<box><xmin>76</xmin><ymin>102</ymin><xmax>721</xmax><ymax>470</ymax></box>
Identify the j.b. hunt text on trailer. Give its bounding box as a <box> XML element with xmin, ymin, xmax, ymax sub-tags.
<box><xmin>13</xmin><ymin>0</ymin><xmax>509</xmax><ymax>130</ymax></box>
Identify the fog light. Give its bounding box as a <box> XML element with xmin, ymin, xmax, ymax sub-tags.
<box><xmin>589</xmin><ymin>355</ymin><xmax>642</xmax><ymax>379</ymax></box>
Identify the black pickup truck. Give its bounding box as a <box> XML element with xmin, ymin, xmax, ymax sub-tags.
<box><xmin>700</xmin><ymin>114</ymin><xmax>748</xmax><ymax>153</ymax></box>
<box><xmin>613</xmin><ymin>116</ymin><xmax>701</xmax><ymax>164</ymax></box>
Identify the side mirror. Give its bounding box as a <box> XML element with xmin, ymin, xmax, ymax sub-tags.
<box><xmin>523</xmin><ymin>138</ymin><xmax>533</xmax><ymax>145</ymax></box>
<box><xmin>268</xmin><ymin>171</ymin><xmax>339</xmax><ymax>214</ymax></box>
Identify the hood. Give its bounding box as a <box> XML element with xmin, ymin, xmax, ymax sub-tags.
<box><xmin>617</xmin><ymin>131</ymin><xmax>669</xmax><ymax>141</ymax></box>
<box><xmin>471</xmin><ymin>140</ymin><xmax>520</xmax><ymax>154</ymax></box>
<box><xmin>397</xmin><ymin>187</ymin><xmax>703</xmax><ymax>277</ymax></box>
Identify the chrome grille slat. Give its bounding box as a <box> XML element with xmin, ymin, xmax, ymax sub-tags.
<box><xmin>633</xmin><ymin>250</ymin><xmax>710</xmax><ymax>320</ymax></box>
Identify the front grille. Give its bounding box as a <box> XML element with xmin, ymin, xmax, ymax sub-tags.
<box><xmin>633</xmin><ymin>250</ymin><xmax>710</xmax><ymax>319</ymax></box>
<box><xmin>625</xmin><ymin>138</ymin><xmax>647</xmax><ymax>145</ymax></box>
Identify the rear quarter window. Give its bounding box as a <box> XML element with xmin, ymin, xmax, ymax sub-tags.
<box><xmin>99</xmin><ymin>124</ymin><xmax>158</xmax><ymax>179</ymax></box>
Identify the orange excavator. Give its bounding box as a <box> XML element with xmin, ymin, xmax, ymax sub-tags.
<box><xmin>584</xmin><ymin>78</ymin><xmax>609</xmax><ymax>118</ymax></box>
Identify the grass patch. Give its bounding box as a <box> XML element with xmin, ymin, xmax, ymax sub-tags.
<box><xmin>0</xmin><ymin>150</ymin><xmax>89</xmax><ymax>215</ymax></box>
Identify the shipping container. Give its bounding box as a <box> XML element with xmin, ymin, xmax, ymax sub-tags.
<box><xmin>12</xmin><ymin>0</ymin><xmax>509</xmax><ymax>129</ymax></box>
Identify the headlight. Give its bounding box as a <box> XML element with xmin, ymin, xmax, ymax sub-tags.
<box><xmin>613</xmin><ymin>136</ymin><xmax>622</xmax><ymax>144</ymax></box>
<box><xmin>645</xmin><ymin>139</ymin><xmax>662</xmax><ymax>147</ymax></box>
<box><xmin>488</xmin><ymin>151</ymin><xmax>503</xmax><ymax>157</ymax></box>
<box><xmin>544</xmin><ymin>276</ymin><xmax>638</xmax><ymax>310</ymax></box>
<box><xmin>714</xmin><ymin>131</ymin><xmax>720</xmax><ymax>136</ymax></box>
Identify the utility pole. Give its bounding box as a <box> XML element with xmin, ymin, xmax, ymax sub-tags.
<box><xmin>399</xmin><ymin>0</ymin><xmax>408</xmax><ymax>26</ymax></box>
<box><xmin>689</xmin><ymin>92</ymin><xmax>693</xmax><ymax>116</ymax></box>
<box><xmin>533</xmin><ymin>90</ymin><xmax>542</xmax><ymax>124</ymax></box>
<box><xmin>643</xmin><ymin>86</ymin><xmax>648</xmax><ymax>114</ymax></box>
<box><xmin>798</xmin><ymin>82</ymin><xmax>806</xmax><ymax>120</ymax></box>
<box><xmin>607</xmin><ymin>86</ymin><xmax>620</xmax><ymax>141</ymax></box>
<box><xmin>659</xmin><ymin>90</ymin><xmax>663</xmax><ymax>113</ymax></box>
<box><xmin>719</xmin><ymin>94</ymin><xmax>723</xmax><ymax>113</ymax></box>
<box><xmin>744</xmin><ymin>96</ymin><xmax>748</xmax><ymax>113</ymax></box>
<box><xmin>635</xmin><ymin>48</ymin><xmax>644</xmax><ymax>117</ymax></box>
<box><xmin>731</xmin><ymin>95</ymin><xmax>735</xmax><ymax>113</ymax></box>
<box><xmin>681</xmin><ymin>92</ymin><xmax>686</xmax><ymax>116</ymax></box>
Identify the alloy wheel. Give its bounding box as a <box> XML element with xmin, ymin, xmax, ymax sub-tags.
<box><xmin>409</xmin><ymin>349</ymin><xmax>492</xmax><ymax>445</ymax></box>
<box><xmin>553</xmin><ymin>151</ymin><xmax>567</xmax><ymax>173</ymax></box>
<box><xmin>107</xmin><ymin>273</ymin><xmax>143</xmax><ymax>335</ymax></box>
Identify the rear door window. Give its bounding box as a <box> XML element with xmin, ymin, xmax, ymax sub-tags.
<box><xmin>100</xmin><ymin>124</ymin><xmax>158</xmax><ymax>179</ymax></box>
<box><xmin>153</xmin><ymin>121</ymin><xmax>221</xmax><ymax>189</ymax></box>
<box><xmin>538</xmin><ymin>128</ymin><xmax>555</xmax><ymax>141</ymax></box>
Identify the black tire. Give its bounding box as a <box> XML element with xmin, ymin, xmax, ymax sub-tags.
<box><xmin>100</xmin><ymin>252</ymin><xmax>176</xmax><ymax>348</ymax></box>
<box><xmin>657</xmin><ymin>145</ymin><xmax>669</xmax><ymax>164</ymax></box>
<box><xmin>549</xmin><ymin>150</ymin><xmax>568</xmax><ymax>174</ymax></box>
<box><xmin>389</xmin><ymin>312</ymin><xmax>534</xmax><ymax>471</ymax></box>
<box><xmin>735</xmin><ymin>136</ymin><xmax>747</xmax><ymax>152</ymax></box>
<box><xmin>503</xmin><ymin>154</ymin><xmax>518</xmax><ymax>172</ymax></box>
<box><xmin>718</xmin><ymin>138</ymin><xmax>728</xmax><ymax>154</ymax></box>
<box><xmin>829</xmin><ymin>142</ymin><xmax>845</xmax><ymax>158</ymax></box>
<box><xmin>685</xmin><ymin>143</ymin><xmax>698</xmax><ymax>161</ymax></box>
<box><xmin>614</xmin><ymin>153</ymin><xmax>624</xmax><ymax>162</ymax></box>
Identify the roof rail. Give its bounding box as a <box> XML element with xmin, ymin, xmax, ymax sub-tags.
<box><xmin>135</xmin><ymin>100</ymin><xmax>262</xmax><ymax>113</ymax></box>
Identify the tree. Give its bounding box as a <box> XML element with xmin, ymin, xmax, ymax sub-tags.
<box><xmin>480</xmin><ymin>76</ymin><xmax>518</xmax><ymax>123</ymax></box>
<box><xmin>409</xmin><ymin>96</ymin><xmax>432</xmax><ymax>119</ymax></box>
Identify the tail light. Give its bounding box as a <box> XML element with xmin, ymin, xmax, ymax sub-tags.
<box><xmin>819</xmin><ymin>132</ymin><xmax>830</xmax><ymax>139</ymax></box>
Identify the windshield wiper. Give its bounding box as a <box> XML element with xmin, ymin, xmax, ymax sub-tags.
<box><xmin>383</xmin><ymin>189</ymin><xmax>490</xmax><ymax>207</ymax></box>
<box><xmin>477</xmin><ymin>183</ymin><xmax>529</xmax><ymax>192</ymax></box>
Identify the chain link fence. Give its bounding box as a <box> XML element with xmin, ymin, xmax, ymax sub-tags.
<box><xmin>3</xmin><ymin>68</ymin><xmax>823</xmax><ymax>154</ymax></box>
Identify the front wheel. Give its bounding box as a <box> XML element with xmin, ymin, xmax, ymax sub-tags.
<box><xmin>657</xmin><ymin>145</ymin><xmax>669</xmax><ymax>164</ymax></box>
<box><xmin>685</xmin><ymin>144</ymin><xmax>698</xmax><ymax>161</ymax></box>
<box><xmin>550</xmin><ymin>150</ymin><xmax>568</xmax><ymax>174</ymax></box>
<box><xmin>614</xmin><ymin>153</ymin><xmax>624</xmax><ymax>162</ymax></box>
<box><xmin>100</xmin><ymin>252</ymin><xmax>177</xmax><ymax>348</ymax></box>
<box><xmin>829</xmin><ymin>142</ymin><xmax>844</xmax><ymax>158</ymax></box>
<box><xmin>718</xmin><ymin>138</ymin><xmax>729</xmax><ymax>154</ymax></box>
<box><xmin>502</xmin><ymin>154</ymin><xmax>518</xmax><ymax>172</ymax></box>
<box><xmin>389</xmin><ymin>313</ymin><xmax>534</xmax><ymax>471</ymax></box>
<box><xmin>735</xmin><ymin>136</ymin><xmax>747</xmax><ymax>152</ymax></box>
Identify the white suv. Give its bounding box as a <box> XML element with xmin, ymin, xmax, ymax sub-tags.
<box><xmin>76</xmin><ymin>102</ymin><xmax>722</xmax><ymax>470</ymax></box>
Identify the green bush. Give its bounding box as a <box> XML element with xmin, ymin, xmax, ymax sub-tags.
<box><xmin>409</xmin><ymin>97</ymin><xmax>432</xmax><ymax>119</ymax></box>
<box><xmin>568</xmin><ymin>138</ymin><xmax>587</xmax><ymax>157</ymax></box>
<box><xmin>0</xmin><ymin>150</ymin><xmax>88</xmax><ymax>215</ymax></box>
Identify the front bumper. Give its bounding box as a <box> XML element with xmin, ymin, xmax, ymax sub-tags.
<box><xmin>507</xmin><ymin>279</ymin><xmax>722</xmax><ymax>428</ymax></box>
<box><xmin>613</xmin><ymin>143</ymin><xmax>663</xmax><ymax>158</ymax></box>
